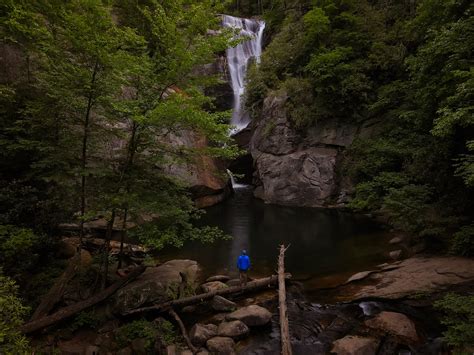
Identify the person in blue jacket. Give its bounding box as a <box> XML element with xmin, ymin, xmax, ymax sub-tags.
<box><xmin>237</xmin><ymin>250</ymin><xmax>250</xmax><ymax>286</ymax></box>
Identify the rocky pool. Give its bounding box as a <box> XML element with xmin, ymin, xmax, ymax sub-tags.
<box><xmin>160</xmin><ymin>185</ymin><xmax>392</xmax><ymax>299</ymax></box>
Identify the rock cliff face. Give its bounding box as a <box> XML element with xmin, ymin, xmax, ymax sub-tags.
<box><xmin>163</xmin><ymin>55</ymin><xmax>234</xmax><ymax>208</ymax></box>
<box><xmin>250</xmin><ymin>91</ymin><xmax>379</xmax><ymax>207</ymax></box>
<box><xmin>163</xmin><ymin>130</ymin><xmax>232</xmax><ymax>208</ymax></box>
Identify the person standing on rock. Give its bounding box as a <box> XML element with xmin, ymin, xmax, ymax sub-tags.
<box><xmin>237</xmin><ymin>250</ymin><xmax>250</xmax><ymax>286</ymax></box>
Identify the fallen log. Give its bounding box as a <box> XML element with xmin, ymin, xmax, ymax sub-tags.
<box><xmin>21</xmin><ymin>265</ymin><xmax>146</xmax><ymax>334</ymax></box>
<box><xmin>124</xmin><ymin>273</ymin><xmax>291</xmax><ymax>316</ymax></box>
<box><xmin>30</xmin><ymin>253</ymin><xmax>81</xmax><ymax>321</ymax></box>
<box><xmin>278</xmin><ymin>245</ymin><xmax>292</xmax><ymax>355</ymax></box>
<box><xmin>169</xmin><ymin>308</ymin><xmax>197</xmax><ymax>354</ymax></box>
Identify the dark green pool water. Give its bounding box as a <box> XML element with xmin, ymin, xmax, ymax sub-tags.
<box><xmin>160</xmin><ymin>185</ymin><xmax>391</xmax><ymax>289</ymax></box>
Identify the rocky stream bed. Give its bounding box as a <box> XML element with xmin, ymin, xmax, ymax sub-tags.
<box><xmin>31</xmin><ymin>250</ymin><xmax>474</xmax><ymax>355</ymax></box>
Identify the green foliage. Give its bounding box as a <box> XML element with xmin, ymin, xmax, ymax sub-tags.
<box><xmin>70</xmin><ymin>311</ymin><xmax>101</xmax><ymax>332</ymax></box>
<box><xmin>0</xmin><ymin>273</ymin><xmax>30</xmax><ymax>354</ymax></box>
<box><xmin>450</xmin><ymin>224</ymin><xmax>474</xmax><ymax>257</ymax></box>
<box><xmin>115</xmin><ymin>319</ymin><xmax>175</xmax><ymax>350</ymax></box>
<box><xmin>435</xmin><ymin>293</ymin><xmax>474</xmax><ymax>351</ymax></box>
<box><xmin>456</xmin><ymin>141</ymin><xmax>474</xmax><ymax>188</ymax></box>
<box><xmin>0</xmin><ymin>0</ymin><xmax>238</xmax><ymax>277</ymax></box>
<box><xmin>245</xmin><ymin>0</ymin><xmax>474</xmax><ymax>248</ymax></box>
<box><xmin>0</xmin><ymin>225</ymin><xmax>40</xmax><ymax>277</ymax></box>
<box><xmin>156</xmin><ymin>319</ymin><xmax>179</xmax><ymax>346</ymax></box>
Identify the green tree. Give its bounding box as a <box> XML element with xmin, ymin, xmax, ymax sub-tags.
<box><xmin>0</xmin><ymin>273</ymin><xmax>30</xmax><ymax>354</ymax></box>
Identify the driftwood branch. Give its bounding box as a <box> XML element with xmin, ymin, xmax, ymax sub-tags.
<box><xmin>21</xmin><ymin>265</ymin><xmax>146</xmax><ymax>334</ymax></box>
<box><xmin>30</xmin><ymin>254</ymin><xmax>81</xmax><ymax>321</ymax></box>
<box><xmin>169</xmin><ymin>308</ymin><xmax>197</xmax><ymax>354</ymax></box>
<box><xmin>278</xmin><ymin>245</ymin><xmax>292</xmax><ymax>355</ymax></box>
<box><xmin>125</xmin><ymin>273</ymin><xmax>291</xmax><ymax>316</ymax></box>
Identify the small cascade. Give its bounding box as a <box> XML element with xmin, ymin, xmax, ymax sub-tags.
<box><xmin>222</xmin><ymin>15</ymin><xmax>265</xmax><ymax>132</ymax></box>
<box><xmin>227</xmin><ymin>169</ymin><xmax>247</xmax><ymax>190</ymax></box>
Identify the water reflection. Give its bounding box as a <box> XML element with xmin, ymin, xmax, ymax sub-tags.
<box><xmin>159</xmin><ymin>186</ymin><xmax>390</xmax><ymax>285</ymax></box>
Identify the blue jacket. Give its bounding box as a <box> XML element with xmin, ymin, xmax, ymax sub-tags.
<box><xmin>237</xmin><ymin>254</ymin><xmax>250</xmax><ymax>271</ymax></box>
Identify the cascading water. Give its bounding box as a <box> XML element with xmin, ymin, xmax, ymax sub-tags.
<box><xmin>222</xmin><ymin>15</ymin><xmax>265</xmax><ymax>132</ymax></box>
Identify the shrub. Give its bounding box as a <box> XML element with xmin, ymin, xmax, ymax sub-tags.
<box><xmin>70</xmin><ymin>311</ymin><xmax>101</xmax><ymax>332</ymax></box>
<box><xmin>115</xmin><ymin>320</ymin><xmax>159</xmax><ymax>350</ymax></box>
<box><xmin>435</xmin><ymin>293</ymin><xmax>474</xmax><ymax>352</ymax></box>
<box><xmin>450</xmin><ymin>224</ymin><xmax>474</xmax><ymax>257</ymax></box>
<box><xmin>0</xmin><ymin>225</ymin><xmax>41</xmax><ymax>277</ymax></box>
<box><xmin>0</xmin><ymin>273</ymin><xmax>30</xmax><ymax>354</ymax></box>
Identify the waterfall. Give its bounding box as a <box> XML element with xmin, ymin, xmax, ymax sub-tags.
<box><xmin>227</xmin><ymin>169</ymin><xmax>247</xmax><ymax>190</ymax></box>
<box><xmin>222</xmin><ymin>15</ymin><xmax>265</xmax><ymax>132</ymax></box>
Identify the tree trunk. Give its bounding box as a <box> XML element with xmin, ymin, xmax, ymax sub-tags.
<box><xmin>169</xmin><ymin>308</ymin><xmax>197</xmax><ymax>354</ymax></box>
<box><xmin>101</xmin><ymin>209</ymin><xmax>116</xmax><ymax>290</ymax></box>
<box><xmin>278</xmin><ymin>245</ymin><xmax>292</xmax><ymax>355</ymax></box>
<box><xmin>78</xmin><ymin>60</ymin><xmax>99</xmax><ymax>255</ymax></box>
<box><xmin>117</xmin><ymin>122</ymin><xmax>138</xmax><ymax>270</ymax></box>
<box><xmin>124</xmin><ymin>273</ymin><xmax>291</xmax><ymax>316</ymax></box>
<box><xmin>21</xmin><ymin>265</ymin><xmax>146</xmax><ymax>334</ymax></box>
<box><xmin>117</xmin><ymin>207</ymin><xmax>128</xmax><ymax>270</ymax></box>
<box><xmin>30</xmin><ymin>254</ymin><xmax>81</xmax><ymax>321</ymax></box>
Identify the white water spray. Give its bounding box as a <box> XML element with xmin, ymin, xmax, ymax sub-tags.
<box><xmin>222</xmin><ymin>15</ymin><xmax>265</xmax><ymax>132</ymax></box>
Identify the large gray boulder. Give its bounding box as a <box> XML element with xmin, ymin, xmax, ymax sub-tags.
<box><xmin>211</xmin><ymin>296</ymin><xmax>236</xmax><ymax>312</ymax></box>
<box><xmin>331</xmin><ymin>335</ymin><xmax>380</xmax><ymax>355</ymax></box>
<box><xmin>217</xmin><ymin>321</ymin><xmax>249</xmax><ymax>339</ymax></box>
<box><xmin>201</xmin><ymin>281</ymin><xmax>227</xmax><ymax>293</ymax></box>
<box><xmin>206</xmin><ymin>275</ymin><xmax>230</xmax><ymax>283</ymax></box>
<box><xmin>364</xmin><ymin>311</ymin><xmax>419</xmax><ymax>343</ymax></box>
<box><xmin>113</xmin><ymin>260</ymin><xmax>199</xmax><ymax>315</ymax></box>
<box><xmin>226</xmin><ymin>305</ymin><xmax>272</xmax><ymax>326</ymax></box>
<box><xmin>250</xmin><ymin>91</ymin><xmax>380</xmax><ymax>207</ymax></box>
<box><xmin>189</xmin><ymin>324</ymin><xmax>217</xmax><ymax>347</ymax></box>
<box><xmin>206</xmin><ymin>337</ymin><xmax>235</xmax><ymax>355</ymax></box>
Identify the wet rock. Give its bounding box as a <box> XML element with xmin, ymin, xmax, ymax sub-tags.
<box><xmin>389</xmin><ymin>250</ymin><xmax>402</xmax><ymax>260</ymax></box>
<box><xmin>206</xmin><ymin>336</ymin><xmax>235</xmax><ymax>355</ymax></box>
<box><xmin>218</xmin><ymin>320</ymin><xmax>249</xmax><ymax>339</ymax></box>
<box><xmin>365</xmin><ymin>311</ymin><xmax>419</xmax><ymax>343</ymax></box>
<box><xmin>206</xmin><ymin>275</ymin><xmax>230</xmax><ymax>283</ymax></box>
<box><xmin>211</xmin><ymin>295</ymin><xmax>237</xmax><ymax>312</ymax></box>
<box><xmin>226</xmin><ymin>279</ymin><xmax>241</xmax><ymax>287</ymax></box>
<box><xmin>201</xmin><ymin>281</ymin><xmax>227</xmax><ymax>293</ymax></box>
<box><xmin>346</xmin><ymin>271</ymin><xmax>374</xmax><ymax>284</ymax></box>
<box><xmin>347</xmin><ymin>256</ymin><xmax>474</xmax><ymax>299</ymax></box>
<box><xmin>181</xmin><ymin>305</ymin><xmax>197</xmax><ymax>313</ymax></box>
<box><xmin>113</xmin><ymin>260</ymin><xmax>199</xmax><ymax>315</ymax></box>
<box><xmin>190</xmin><ymin>323</ymin><xmax>218</xmax><ymax>346</ymax></box>
<box><xmin>389</xmin><ymin>237</ymin><xmax>403</xmax><ymax>244</ymax></box>
<box><xmin>226</xmin><ymin>305</ymin><xmax>272</xmax><ymax>326</ymax></box>
<box><xmin>331</xmin><ymin>335</ymin><xmax>380</xmax><ymax>355</ymax></box>
<box><xmin>207</xmin><ymin>313</ymin><xmax>227</xmax><ymax>325</ymax></box>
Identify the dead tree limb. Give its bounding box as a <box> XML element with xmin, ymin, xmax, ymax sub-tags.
<box><xmin>125</xmin><ymin>273</ymin><xmax>291</xmax><ymax>316</ymax></box>
<box><xmin>278</xmin><ymin>245</ymin><xmax>292</xmax><ymax>355</ymax></box>
<box><xmin>169</xmin><ymin>308</ymin><xmax>197</xmax><ymax>354</ymax></box>
<box><xmin>30</xmin><ymin>254</ymin><xmax>81</xmax><ymax>321</ymax></box>
<box><xmin>21</xmin><ymin>265</ymin><xmax>146</xmax><ymax>334</ymax></box>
